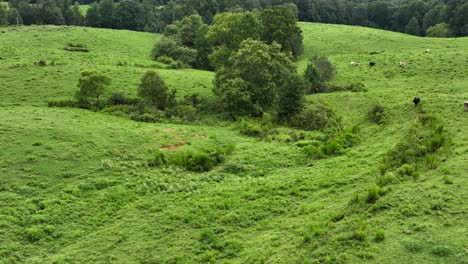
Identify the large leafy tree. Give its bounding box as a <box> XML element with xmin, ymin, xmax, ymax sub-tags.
<box><xmin>76</xmin><ymin>71</ymin><xmax>111</xmax><ymax>105</ymax></box>
<box><xmin>178</xmin><ymin>13</ymin><xmax>204</xmax><ymax>47</ymax></box>
<box><xmin>69</xmin><ymin>2</ymin><xmax>84</xmax><ymax>26</ymax></box>
<box><xmin>260</xmin><ymin>5</ymin><xmax>304</xmax><ymax>57</ymax></box>
<box><xmin>405</xmin><ymin>16</ymin><xmax>421</xmax><ymax>35</ymax></box>
<box><xmin>213</xmin><ymin>39</ymin><xmax>297</xmax><ymax>117</ymax></box>
<box><xmin>206</xmin><ymin>12</ymin><xmax>261</xmax><ymax>69</ymax></box>
<box><xmin>41</xmin><ymin>0</ymin><xmax>65</xmax><ymax>25</ymax></box>
<box><xmin>98</xmin><ymin>0</ymin><xmax>114</xmax><ymax>28</ymax></box>
<box><xmin>138</xmin><ymin>71</ymin><xmax>168</xmax><ymax>110</ymax></box>
<box><xmin>85</xmin><ymin>3</ymin><xmax>100</xmax><ymax>27</ymax></box>
<box><xmin>113</xmin><ymin>0</ymin><xmax>145</xmax><ymax>31</ymax></box>
<box><xmin>0</xmin><ymin>4</ymin><xmax>8</xmax><ymax>25</ymax></box>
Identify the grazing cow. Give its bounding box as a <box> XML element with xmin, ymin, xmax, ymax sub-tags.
<box><xmin>369</xmin><ymin>62</ymin><xmax>376</xmax><ymax>67</ymax></box>
<box><xmin>399</xmin><ymin>61</ymin><xmax>407</xmax><ymax>67</ymax></box>
<box><xmin>425</xmin><ymin>49</ymin><xmax>430</xmax><ymax>53</ymax></box>
<box><xmin>413</xmin><ymin>97</ymin><xmax>421</xmax><ymax>106</ymax></box>
<box><xmin>464</xmin><ymin>101</ymin><xmax>468</xmax><ymax>111</ymax></box>
<box><xmin>350</xmin><ymin>61</ymin><xmax>359</xmax><ymax>67</ymax></box>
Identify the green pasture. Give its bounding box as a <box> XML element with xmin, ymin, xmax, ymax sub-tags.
<box><xmin>0</xmin><ymin>23</ymin><xmax>467</xmax><ymax>263</ymax></box>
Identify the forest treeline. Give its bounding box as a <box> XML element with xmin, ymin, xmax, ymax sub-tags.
<box><xmin>0</xmin><ymin>0</ymin><xmax>467</xmax><ymax>37</ymax></box>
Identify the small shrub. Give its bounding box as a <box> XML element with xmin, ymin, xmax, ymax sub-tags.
<box><xmin>374</xmin><ymin>229</ymin><xmax>385</xmax><ymax>242</ymax></box>
<box><xmin>37</xmin><ymin>60</ymin><xmax>47</xmax><ymax>66</ymax></box>
<box><xmin>238</xmin><ymin>118</ymin><xmax>266</xmax><ymax>138</ymax></box>
<box><xmin>403</xmin><ymin>240</ymin><xmax>423</xmax><ymax>253</ymax></box>
<box><xmin>130</xmin><ymin>111</ymin><xmax>164</xmax><ymax>123</ymax></box>
<box><xmin>376</xmin><ymin>173</ymin><xmax>399</xmax><ymax>187</ymax></box>
<box><xmin>25</xmin><ymin>226</ymin><xmax>45</xmax><ymax>242</ymax></box>
<box><xmin>366</xmin><ymin>185</ymin><xmax>380</xmax><ymax>204</ymax></box>
<box><xmin>395</xmin><ymin>164</ymin><xmax>419</xmax><ymax>179</ymax></box>
<box><xmin>443</xmin><ymin>176</ymin><xmax>453</xmax><ymax>184</ymax></box>
<box><xmin>431</xmin><ymin>245</ymin><xmax>452</xmax><ymax>257</ymax></box>
<box><xmin>303</xmin><ymin>145</ymin><xmax>325</xmax><ymax>159</ymax></box>
<box><xmin>157</xmin><ymin>55</ymin><xmax>175</xmax><ymax>65</ymax></box>
<box><xmin>108</xmin><ymin>92</ymin><xmax>131</xmax><ymax>106</ymax></box>
<box><xmin>350</xmin><ymin>229</ymin><xmax>367</xmax><ymax>242</ymax></box>
<box><xmin>291</xmin><ymin>101</ymin><xmax>341</xmax><ymax>131</ymax></box>
<box><xmin>368</xmin><ymin>104</ymin><xmax>387</xmax><ymax>125</ymax></box>
<box><xmin>148</xmin><ymin>150</ymin><xmax>167</xmax><ymax>167</ymax></box>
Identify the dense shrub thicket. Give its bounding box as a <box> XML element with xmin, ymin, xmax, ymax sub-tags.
<box><xmin>1</xmin><ymin>0</ymin><xmax>466</xmax><ymax>37</ymax></box>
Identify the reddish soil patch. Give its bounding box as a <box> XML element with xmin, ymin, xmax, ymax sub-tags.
<box><xmin>159</xmin><ymin>141</ymin><xmax>187</xmax><ymax>150</ymax></box>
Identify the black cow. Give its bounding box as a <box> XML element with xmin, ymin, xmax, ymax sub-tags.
<box><xmin>369</xmin><ymin>62</ymin><xmax>376</xmax><ymax>67</ymax></box>
<box><xmin>413</xmin><ymin>97</ymin><xmax>421</xmax><ymax>106</ymax></box>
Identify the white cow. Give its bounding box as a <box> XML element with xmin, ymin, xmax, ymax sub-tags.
<box><xmin>464</xmin><ymin>101</ymin><xmax>468</xmax><ymax>111</ymax></box>
<box><xmin>425</xmin><ymin>49</ymin><xmax>430</xmax><ymax>53</ymax></box>
<box><xmin>350</xmin><ymin>61</ymin><xmax>359</xmax><ymax>67</ymax></box>
<box><xmin>399</xmin><ymin>61</ymin><xmax>407</xmax><ymax>67</ymax></box>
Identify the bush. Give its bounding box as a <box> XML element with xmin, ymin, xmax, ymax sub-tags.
<box><xmin>157</xmin><ymin>55</ymin><xmax>175</xmax><ymax>65</ymax></box>
<box><xmin>374</xmin><ymin>229</ymin><xmax>385</xmax><ymax>242</ymax></box>
<box><xmin>319</xmin><ymin>82</ymin><xmax>367</xmax><ymax>93</ymax></box>
<box><xmin>430</xmin><ymin>245</ymin><xmax>452</xmax><ymax>257</ymax></box>
<box><xmin>108</xmin><ymin>92</ymin><xmax>136</xmax><ymax>105</ymax></box>
<box><xmin>376</xmin><ymin>173</ymin><xmax>399</xmax><ymax>187</ymax></box>
<box><xmin>130</xmin><ymin>111</ymin><xmax>164</xmax><ymax>123</ymax></box>
<box><xmin>368</xmin><ymin>104</ymin><xmax>387</xmax><ymax>125</ymax></box>
<box><xmin>395</xmin><ymin>164</ymin><xmax>419</xmax><ymax>179</ymax></box>
<box><xmin>366</xmin><ymin>185</ymin><xmax>380</xmax><ymax>204</ymax></box>
<box><xmin>37</xmin><ymin>60</ymin><xmax>47</xmax><ymax>66</ymax></box>
<box><xmin>291</xmin><ymin>101</ymin><xmax>341</xmax><ymax>131</ymax></box>
<box><xmin>381</xmin><ymin>115</ymin><xmax>448</xmax><ymax>175</ymax></box>
<box><xmin>148</xmin><ymin>150</ymin><xmax>167</xmax><ymax>167</ymax></box>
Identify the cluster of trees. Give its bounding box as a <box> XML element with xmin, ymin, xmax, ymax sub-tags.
<box><xmin>152</xmin><ymin>6</ymin><xmax>303</xmax><ymax>70</ymax></box>
<box><xmin>1</xmin><ymin>0</ymin><xmax>466</xmax><ymax>37</ymax></box>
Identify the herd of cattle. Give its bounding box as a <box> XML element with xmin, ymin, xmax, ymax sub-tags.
<box><xmin>347</xmin><ymin>50</ymin><xmax>468</xmax><ymax>111</ymax></box>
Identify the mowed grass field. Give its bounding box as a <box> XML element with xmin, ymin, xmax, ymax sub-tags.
<box><xmin>0</xmin><ymin>23</ymin><xmax>467</xmax><ymax>263</ymax></box>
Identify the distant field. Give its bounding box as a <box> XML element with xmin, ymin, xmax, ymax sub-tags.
<box><xmin>0</xmin><ymin>24</ymin><xmax>467</xmax><ymax>263</ymax></box>
<box><xmin>0</xmin><ymin>26</ymin><xmax>214</xmax><ymax>106</ymax></box>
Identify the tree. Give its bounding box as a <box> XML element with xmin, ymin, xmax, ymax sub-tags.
<box><xmin>426</xmin><ymin>23</ymin><xmax>450</xmax><ymax>37</ymax></box>
<box><xmin>0</xmin><ymin>4</ymin><xmax>9</xmax><ymax>25</ymax></box>
<box><xmin>113</xmin><ymin>0</ymin><xmax>145</xmax><ymax>31</ymax></box>
<box><xmin>450</xmin><ymin>2</ymin><xmax>468</xmax><ymax>37</ymax></box>
<box><xmin>76</xmin><ymin>71</ymin><xmax>111</xmax><ymax>105</ymax></box>
<box><xmin>42</xmin><ymin>0</ymin><xmax>65</xmax><ymax>25</ymax></box>
<box><xmin>178</xmin><ymin>13</ymin><xmax>204</xmax><ymax>47</ymax></box>
<box><xmin>98</xmin><ymin>0</ymin><xmax>114</xmax><ymax>28</ymax></box>
<box><xmin>305</xmin><ymin>56</ymin><xmax>336</xmax><ymax>86</ymax></box>
<box><xmin>260</xmin><ymin>6</ymin><xmax>304</xmax><ymax>57</ymax></box>
<box><xmin>405</xmin><ymin>16</ymin><xmax>421</xmax><ymax>36</ymax></box>
<box><xmin>213</xmin><ymin>39</ymin><xmax>296</xmax><ymax>117</ymax></box>
<box><xmin>138</xmin><ymin>71</ymin><xmax>168</xmax><ymax>110</ymax></box>
<box><xmin>206</xmin><ymin>12</ymin><xmax>261</xmax><ymax>69</ymax></box>
<box><xmin>86</xmin><ymin>3</ymin><xmax>100</xmax><ymax>27</ymax></box>
<box><xmin>277</xmin><ymin>73</ymin><xmax>306</xmax><ymax>122</ymax></box>
<box><xmin>69</xmin><ymin>2</ymin><xmax>84</xmax><ymax>26</ymax></box>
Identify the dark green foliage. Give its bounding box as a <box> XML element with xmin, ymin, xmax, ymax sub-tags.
<box><xmin>37</xmin><ymin>60</ymin><xmax>47</xmax><ymax>66</ymax></box>
<box><xmin>366</xmin><ymin>185</ymin><xmax>380</xmax><ymax>204</ymax></box>
<box><xmin>64</xmin><ymin>43</ymin><xmax>89</xmax><ymax>52</ymax></box>
<box><xmin>277</xmin><ymin>73</ymin><xmax>306</xmax><ymax>121</ymax></box>
<box><xmin>238</xmin><ymin>117</ymin><xmax>272</xmax><ymax>138</ymax></box>
<box><xmin>374</xmin><ymin>229</ymin><xmax>385</xmax><ymax>242</ymax></box>
<box><xmin>381</xmin><ymin>115</ymin><xmax>448</xmax><ymax>175</ymax></box>
<box><xmin>260</xmin><ymin>6</ymin><xmax>304</xmax><ymax>57</ymax></box>
<box><xmin>304</xmin><ymin>56</ymin><xmax>336</xmax><ymax>88</ymax></box>
<box><xmin>85</xmin><ymin>3</ymin><xmax>100</xmax><ymax>27</ymax></box>
<box><xmin>152</xmin><ymin>37</ymin><xmax>197</xmax><ymax>67</ymax></box>
<box><xmin>76</xmin><ymin>71</ymin><xmax>111</xmax><ymax>105</ymax></box>
<box><xmin>213</xmin><ymin>39</ymin><xmax>296</xmax><ymax>117</ymax></box>
<box><xmin>41</xmin><ymin>0</ymin><xmax>65</xmax><ymax>25</ymax></box>
<box><xmin>98</xmin><ymin>0</ymin><xmax>114</xmax><ymax>28</ymax></box>
<box><xmin>113</xmin><ymin>0</ymin><xmax>145</xmax><ymax>31</ymax></box>
<box><xmin>426</xmin><ymin>23</ymin><xmax>450</xmax><ymax>37</ymax></box>
<box><xmin>163</xmin><ymin>144</ymin><xmax>234</xmax><ymax>172</ymax></box>
<box><xmin>405</xmin><ymin>17</ymin><xmax>420</xmax><ymax>36</ymax></box>
<box><xmin>431</xmin><ymin>245</ymin><xmax>452</xmax><ymax>257</ymax></box>
<box><xmin>178</xmin><ymin>14</ymin><xmax>203</xmax><ymax>48</ymax></box>
<box><xmin>138</xmin><ymin>71</ymin><xmax>168</xmax><ymax>110</ymax></box>
<box><xmin>368</xmin><ymin>104</ymin><xmax>387</xmax><ymax>125</ymax></box>
<box><xmin>147</xmin><ymin>150</ymin><xmax>167</xmax><ymax>167</ymax></box>
<box><xmin>303</xmin><ymin>127</ymin><xmax>359</xmax><ymax>159</ymax></box>
<box><xmin>291</xmin><ymin>101</ymin><xmax>340</xmax><ymax>131</ymax></box>
<box><xmin>320</xmin><ymin>83</ymin><xmax>367</xmax><ymax>93</ymax></box>
<box><xmin>69</xmin><ymin>2</ymin><xmax>84</xmax><ymax>26</ymax></box>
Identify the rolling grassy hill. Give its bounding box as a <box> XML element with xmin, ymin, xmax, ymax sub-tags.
<box><xmin>0</xmin><ymin>23</ymin><xmax>467</xmax><ymax>263</ymax></box>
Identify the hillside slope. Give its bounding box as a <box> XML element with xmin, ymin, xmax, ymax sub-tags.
<box><xmin>0</xmin><ymin>24</ymin><xmax>467</xmax><ymax>263</ymax></box>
